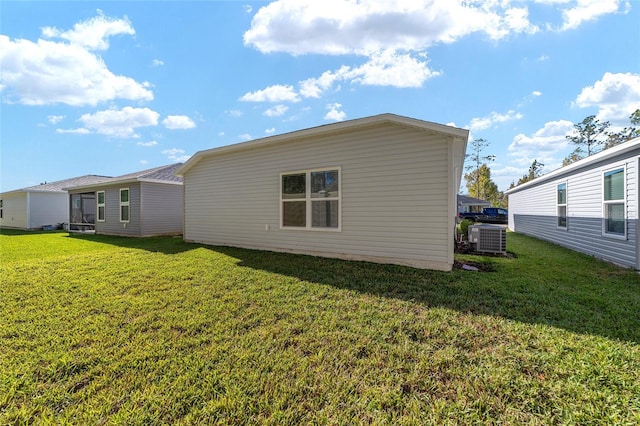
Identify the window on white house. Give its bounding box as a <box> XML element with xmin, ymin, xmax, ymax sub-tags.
<box><xmin>97</xmin><ymin>191</ymin><xmax>105</xmax><ymax>222</ymax></box>
<box><xmin>603</xmin><ymin>167</ymin><xmax>625</xmax><ymax>237</ymax></box>
<box><xmin>120</xmin><ymin>188</ymin><xmax>130</xmax><ymax>223</ymax></box>
<box><xmin>281</xmin><ymin>168</ymin><xmax>340</xmax><ymax>230</ymax></box>
<box><xmin>557</xmin><ymin>182</ymin><xmax>567</xmax><ymax>228</ymax></box>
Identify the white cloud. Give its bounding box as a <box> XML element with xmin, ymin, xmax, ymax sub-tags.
<box><xmin>574</xmin><ymin>72</ymin><xmax>640</xmax><ymax>122</ymax></box>
<box><xmin>469</xmin><ymin>110</ymin><xmax>523</xmax><ymax>132</ymax></box>
<box><xmin>41</xmin><ymin>10</ymin><xmax>135</xmax><ymax>50</ymax></box>
<box><xmin>265</xmin><ymin>128</ymin><xmax>276</xmax><ymax>134</ymax></box>
<box><xmin>238</xmin><ymin>0</ymin><xmax>624</xmax><ymax>120</ymax></box>
<box><xmin>239</xmin><ymin>133</ymin><xmax>252</xmax><ymax>141</ymax></box>
<box><xmin>324</xmin><ymin>103</ymin><xmax>346</xmax><ymax>122</ymax></box>
<box><xmin>345</xmin><ymin>50</ymin><xmax>439</xmax><ymax>88</ymax></box>
<box><xmin>162</xmin><ymin>148</ymin><xmax>191</xmax><ymax>163</ymax></box>
<box><xmin>162</xmin><ymin>115</ymin><xmax>196</xmax><ymax>130</ymax></box>
<box><xmin>48</xmin><ymin>115</ymin><xmax>65</xmax><ymax>124</ymax></box>
<box><xmin>244</xmin><ymin>5</ymin><xmax>253</xmax><ymax>13</ymax></box>
<box><xmin>264</xmin><ymin>105</ymin><xmax>289</xmax><ymax>117</ymax></box>
<box><xmin>140</xmin><ymin>160</ymin><xmax>149</xmax><ymax>165</ymax></box>
<box><xmin>487</xmin><ymin>119</ymin><xmax>575</xmax><ymax>188</ymax></box>
<box><xmin>299</xmin><ymin>68</ymin><xmax>345</xmax><ymax>98</ymax></box>
<box><xmin>240</xmin><ymin>84</ymin><xmax>300</xmax><ymax>103</ymax></box>
<box><xmin>517</xmin><ymin>91</ymin><xmax>543</xmax><ymax>108</ymax></box>
<box><xmin>226</xmin><ymin>109</ymin><xmax>243</xmax><ymax>118</ymax></box>
<box><xmin>559</xmin><ymin>0</ymin><xmax>626</xmax><ymax>30</ymax></box>
<box><xmin>152</xmin><ymin>59</ymin><xmax>164</xmax><ymax>67</ymax></box>
<box><xmin>507</xmin><ymin>119</ymin><xmax>574</xmax><ymax>168</ymax></box>
<box><xmin>0</xmin><ymin>14</ymin><xmax>152</xmax><ymax>107</ymax></box>
<box><xmin>537</xmin><ymin>55</ymin><xmax>550</xmax><ymax>62</ymax></box>
<box><xmin>56</xmin><ymin>128</ymin><xmax>91</xmax><ymax>135</ymax></box>
<box><xmin>250</xmin><ymin>50</ymin><xmax>438</xmax><ymax>105</ymax></box>
<box><xmin>137</xmin><ymin>140</ymin><xmax>158</xmax><ymax>147</ymax></box>
<box><xmin>244</xmin><ymin>0</ymin><xmax>540</xmax><ymax>56</ymax></box>
<box><xmin>78</xmin><ymin>106</ymin><xmax>159</xmax><ymax>138</ymax></box>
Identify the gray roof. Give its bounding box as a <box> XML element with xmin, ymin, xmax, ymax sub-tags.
<box><xmin>457</xmin><ymin>194</ymin><xmax>491</xmax><ymax>206</ymax></box>
<box><xmin>109</xmin><ymin>163</ymin><xmax>183</xmax><ymax>184</ymax></box>
<box><xmin>63</xmin><ymin>163</ymin><xmax>183</xmax><ymax>191</ymax></box>
<box><xmin>4</xmin><ymin>175</ymin><xmax>112</xmax><ymax>194</ymax></box>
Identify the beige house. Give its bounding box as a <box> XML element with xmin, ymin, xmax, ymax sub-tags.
<box><xmin>176</xmin><ymin>114</ymin><xmax>468</xmax><ymax>271</ymax></box>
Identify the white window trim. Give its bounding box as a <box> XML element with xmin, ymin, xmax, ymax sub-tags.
<box><xmin>280</xmin><ymin>166</ymin><xmax>342</xmax><ymax>232</ymax></box>
<box><xmin>119</xmin><ymin>188</ymin><xmax>130</xmax><ymax>223</ymax></box>
<box><xmin>556</xmin><ymin>181</ymin><xmax>567</xmax><ymax>230</ymax></box>
<box><xmin>97</xmin><ymin>191</ymin><xmax>106</xmax><ymax>222</ymax></box>
<box><xmin>601</xmin><ymin>165</ymin><xmax>626</xmax><ymax>240</ymax></box>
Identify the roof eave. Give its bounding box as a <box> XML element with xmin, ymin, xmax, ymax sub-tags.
<box><xmin>505</xmin><ymin>137</ymin><xmax>640</xmax><ymax>195</ymax></box>
<box><xmin>176</xmin><ymin>113</ymin><xmax>469</xmax><ymax>177</ymax></box>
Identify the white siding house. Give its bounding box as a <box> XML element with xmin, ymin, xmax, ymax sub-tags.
<box><xmin>505</xmin><ymin>137</ymin><xmax>640</xmax><ymax>269</ymax></box>
<box><xmin>176</xmin><ymin>114</ymin><xmax>468</xmax><ymax>271</ymax></box>
<box><xmin>0</xmin><ymin>176</ymin><xmax>111</xmax><ymax>230</ymax></box>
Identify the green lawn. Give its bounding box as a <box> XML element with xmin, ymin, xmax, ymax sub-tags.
<box><xmin>1</xmin><ymin>229</ymin><xmax>639</xmax><ymax>424</ymax></box>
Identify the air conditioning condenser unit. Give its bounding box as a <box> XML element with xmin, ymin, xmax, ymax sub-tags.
<box><xmin>468</xmin><ymin>224</ymin><xmax>506</xmax><ymax>254</ymax></box>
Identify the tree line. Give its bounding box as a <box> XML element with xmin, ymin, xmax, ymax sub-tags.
<box><xmin>463</xmin><ymin>109</ymin><xmax>640</xmax><ymax>207</ymax></box>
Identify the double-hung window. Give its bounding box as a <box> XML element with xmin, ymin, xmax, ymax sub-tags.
<box><xmin>97</xmin><ymin>191</ymin><xmax>105</xmax><ymax>222</ymax></box>
<box><xmin>603</xmin><ymin>167</ymin><xmax>625</xmax><ymax>237</ymax></box>
<box><xmin>281</xmin><ymin>168</ymin><xmax>340</xmax><ymax>230</ymax></box>
<box><xmin>557</xmin><ymin>182</ymin><xmax>567</xmax><ymax>229</ymax></box>
<box><xmin>120</xmin><ymin>188</ymin><xmax>130</xmax><ymax>223</ymax></box>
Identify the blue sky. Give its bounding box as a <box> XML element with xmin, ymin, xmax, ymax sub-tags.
<box><xmin>1</xmin><ymin>0</ymin><xmax>639</xmax><ymax>192</ymax></box>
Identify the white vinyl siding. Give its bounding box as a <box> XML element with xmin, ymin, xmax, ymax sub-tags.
<box><xmin>86</xmin><ymin>182</ymin><xmax>181</xmax><ymax>237</ymax></box>
<box><xmin>508</xmin><ymin>149</ymin><xmax>638</xmax><ymax>269</ymax></box>
<box><xmin>87</xmin><ymin>184</ymin><xmax>140</xmax><ymax>236</ymax></box>
<box><xmin>602</xmin><ymin>167</ymin><xmax>626</xmax><ymax>238</ymax></box>
<box><xmin>29</xmin><ymin>193</ymin><xmax>69</xmax><ymax>229</ymax></box>
<box><xmin>0</xmin><ymin>193</ymin><xmax>28</xmax><ymax>229</ymax></box>
<box><xmin>139</xmin><ymin>182</ymin><xmax>183</xmax><ymax>236</ymax></box>
<box><xmin>97</xmin><ymin>191</ymin><xmax>105</xmax><ymax>222</ymax></box>
<box><xmin>183</xmin><ymin>122</ymin><xmax>461</xmax><ymax>270</ymax></box>
<box><xmin>0</xmin><ymin>192</ymin><xmax>70</xmax><ymax>230</ymax></box>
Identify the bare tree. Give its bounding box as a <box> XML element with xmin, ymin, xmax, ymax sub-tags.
<box><xmin>464</xmin><ymin>138</ymin><xmax>495</xmax><ymax>198</ymax></box>
<box><xmin>564</xmin><ymin>115</ymin><xmax>610</xmax><ymax>165</ymax></box>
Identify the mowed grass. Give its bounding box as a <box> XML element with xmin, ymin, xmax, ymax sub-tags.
<box><xmin>1</xmin><ymin>230</ymin><xmax>639</xmax><ymax>424</ymax></box>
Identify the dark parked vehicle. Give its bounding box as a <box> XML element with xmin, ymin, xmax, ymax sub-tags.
<box><xmin>458</xmin><ymin>207</ymin><xmax>508</xmax><ymax>224</ymax></box>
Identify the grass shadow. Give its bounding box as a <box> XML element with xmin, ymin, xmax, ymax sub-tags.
<box><xmin>7</xmin><ymin>228</ymin><xmax>637</xmax><ymax>344</ymax></box>
<box><xmin>209</xmin><ymin>239</ymin><xmax>640</xmax><ymax>344</ymax></box>
<box><xmin>63</xmin><ymin>232</ymin><xmax>198</xmax><ymax>255</ymax></box>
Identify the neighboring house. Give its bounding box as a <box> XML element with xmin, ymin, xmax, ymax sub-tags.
<box><xmin>176</xmin><ymin>113</ymin><xmax>468</xmax><ymax>271</ymax></box>
<box><xmin>0</xmin><ymin>175</ymin><xmax>111</xmax><ymax>230</ymax></box>
<box><xmin>64</xmin><ymin>164</ymin><xmax>184</xmax><ymax>237</ymax></box>
<box><xmin>505</xmin><ymin>137</ymin><xmax>639</xmax><ymax>269</ymax></box>
<box><xmin>457</xmin><ymin>194</ymin><xmax>491</xmax><ymax>214</ymax></box>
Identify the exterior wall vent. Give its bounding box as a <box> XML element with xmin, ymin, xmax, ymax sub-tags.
<box><xmin>468</xmin><ymin>224</ymin><xmax>507</xmax><ymax>254</ymax></box>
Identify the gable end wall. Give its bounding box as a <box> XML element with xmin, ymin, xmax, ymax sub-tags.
<box><xmin>183</xmin><ymin>123</ymin><xmax>456</xmax><ymax>270</ymax></box>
